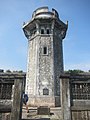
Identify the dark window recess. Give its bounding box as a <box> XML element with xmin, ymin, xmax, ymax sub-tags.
<box><xmin>47</xmin><ymin>29</ymin><xmax>50</xmax><ymax>34</ymax></box>
<box><xmin>43</xmin><ymin>47</ymin><xmax>47</xmax><ymax>54</ymax></box>
<box><xmin>0</xmin><ymin>84</ymin><xmax>12</xmax><ymax>99</ymax></box>
<box><xmin>71</xmin><ymin>83</ymin><xmax>90</xmax><ymax>100</ymax></box>
<box><xmin>41</xmin><ymin>29</ymin><xmax>44</xmax><ymax>34</ymax></box>
<box><xmin>43</xmin><ymin>88</ymin><xmax>49</xmax><ymax>95</ymax></box>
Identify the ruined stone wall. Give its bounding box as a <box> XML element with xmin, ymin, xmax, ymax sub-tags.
<box><xmin>60</xmin><ymin>74</ymin><xmax>90</xmax><ymax>120</ymax></box>
<box><xmin>72</xmin><ymin>111</ymin><xmax>90</xmax><ymax>120</ymax></box>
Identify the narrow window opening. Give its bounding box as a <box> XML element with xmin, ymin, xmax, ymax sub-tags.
<box><xmin>41</xmin><ymin>29</ymin><xmax>44</xmax><ymax>34</ymax></box>
<box><xmin>47</xmin><ymin>29</ymin><xmax>50</xmax><ymax>34</ymax></box>
<box><xmin>43</xmin><ymin>47</ymin><xmax>47</xmax><ymax>54</ymax></box>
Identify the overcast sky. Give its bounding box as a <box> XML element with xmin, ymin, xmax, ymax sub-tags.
<box><xmin>0</xmin><ymin>0</ymin><xmax>90</xmax><ymax>72</ymax></box>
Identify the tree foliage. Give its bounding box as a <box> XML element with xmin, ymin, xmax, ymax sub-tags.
<box><xmin>64</xmin><ymin>69</ymin><xmax>84</xmax><ymax>75</ymax></box>
<box><xmin>6</xmin><ymin>69</ymin><xmax>11</xmax><ymax>73</ymax></box>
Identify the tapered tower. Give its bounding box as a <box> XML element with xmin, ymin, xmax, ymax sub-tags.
<box><xmin>23</xmin><ymin>7</ymin><xmax>68</xmax><ymax>107</ymax></box>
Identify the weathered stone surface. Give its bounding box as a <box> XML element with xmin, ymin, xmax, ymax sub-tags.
<box><xmin>37</xmin><ymin>106</ymin><xmax>50</xmax><ymax>115</ymax></box>
<box><xmin>60</xmin><ymin>78</ymin><xmax>71</xmax><ymax>120</ymax></box>
<box><xmin>0</xmin><ymin>72</ymin><xmax>26</xmax><ymax>115</ymax></box>
<box><xmin>10</xmin><ymin>79</ymin><xmax>23</xmax><ymax>120</ymax></box>
<box><xmin>60</xmin><ymin>73</ymin><xmax>90</xmax><ymax>120</ymax></box>
<box><xmin>0</xmin><ymin>100</ymin><xmax>12</xmax><ymax>112</ymax></box>
<box><xmin>22</xmin><ymin>107</ymin><xmax>62</xmax><ymax>120</ymax></box>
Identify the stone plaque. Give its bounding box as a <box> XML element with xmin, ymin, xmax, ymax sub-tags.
<box><xmin>43</xmin><ymin>88</ymin><xmax>49</xmax><ymax>95</ymax></box>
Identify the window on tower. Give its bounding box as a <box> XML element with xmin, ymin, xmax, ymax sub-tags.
<box><xmin>46</xmin><ymin>29</ymin><xmax>50</xmax><ymax>34</ymax></box>
<box><xmin>43</xmin><ymin>46</ymin><xmax>48</xmax><ymax>55</ymax></box>
<box><xmin>44</xmin><ymin>47</ymin><xmax>47</xmax><ymax>54</ymax></box>
<box><xmin>41</xmin><ymin>29</ymin><xmax>44</xmax><ymax>34</ymax></box>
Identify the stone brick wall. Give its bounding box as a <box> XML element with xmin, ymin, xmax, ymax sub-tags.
<box><xmin>26</xmin><ymin>33</ymin><xmax>64</xmax><ymax>106</ymax></box>
<box><xmin>26</xmin><ymin>36</ymin><xmax>39</xmax><ymax>96</ymax></box>
<box><xmin>26</xmin><ymin>35</ymin><xmax>55</xmax><ymax>106</ymax></box>
<box><xmin>60</xmin><ymin>74</ymin><xmax>90</xmax><ymax>120</ymax></box>
<box><xmin>38</xmin><ymin>35</ymin><xmax>54</xmax><ymax>96</ymax></box>
<box><xmin>53</xmin><ymin>34</ymin><xmax>63</xmax><ymax>96</ymax></box>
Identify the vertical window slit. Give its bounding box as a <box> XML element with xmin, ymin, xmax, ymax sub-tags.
<box><xmin>43</xmin><ymin>47</ymin><xmax>47</xmax><ymax>54</ymax></box>
<box><xmin>41</xmin><ymin>29</ymin><xmax>44</xmax><ymax>34</ymax></box>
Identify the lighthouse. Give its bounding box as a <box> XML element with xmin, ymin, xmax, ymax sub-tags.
<box><xmin>23</xmin><ymin>7</ymin><xmax>68</xmax><ymax>107</ymax></box>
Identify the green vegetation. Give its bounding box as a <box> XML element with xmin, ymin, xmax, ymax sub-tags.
<box><xmin>64</xmin><ymin>69</ymin><xmax>84</xmax><ymax>75</ymax></box>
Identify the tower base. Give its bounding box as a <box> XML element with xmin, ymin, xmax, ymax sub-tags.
<box><xmin>27</xmin><ymin>96</ymin><xmax>60</xmax><ymax>107</ymax></box>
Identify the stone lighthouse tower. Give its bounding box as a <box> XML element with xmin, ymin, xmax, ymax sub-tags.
<box><xmin>23</xmin><ymin>7</ymin><xmax>68</xmax><ymax>107</ymax></box>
